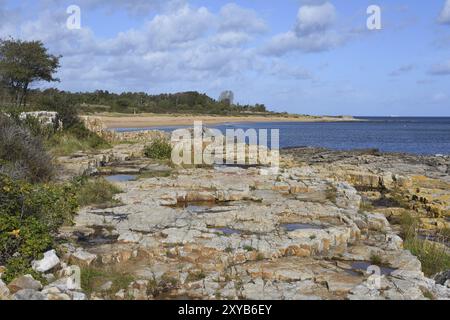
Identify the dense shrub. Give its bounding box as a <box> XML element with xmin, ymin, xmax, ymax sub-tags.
<box><xmin>0</xmin><ymin>174</ymin><xmax>78</xmax><ymax>233</ymax></box>
<box><xmin>399</xmin><ymin>211</ymin><xmax>450</xmax><ymax>276</ymax></box>
<box><xmin>0</xmin><ymin>215</ymin><xmax>53</xmax><ymax>283</ymax></box>
<box><xmin>144</xmin><ymin>138</ymin><xmax>172</xmax><ymax>160</ymax></box>
<box><xmin>0</xmin><ymin>114</ymin><xmax>54</xmax><ymax>182</ymax></box>
<box><xmin>0</xmin><ymin>174</ymin><xmax>78</xmax><ymax>282</ymax></box>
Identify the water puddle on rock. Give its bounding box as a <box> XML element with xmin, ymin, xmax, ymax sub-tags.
<box><xmin>282</xmin><ymin>223</ymin><xmax>325</xmax><ymax>232</ymax></box>
<box><xmin>348</xmin><ymin>261</ymin><xmax>397</xmax><ymax>276</ymax></box>
<box><xmin>105</xmin><ymin>175</ymin><xmax>137</xmax><ymax>183</ymax></box>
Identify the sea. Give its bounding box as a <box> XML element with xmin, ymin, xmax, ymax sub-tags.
<box><xmin>115</xmin><ymin>117</ymin><xmax>450</xmax><ymax>156</ymax></box>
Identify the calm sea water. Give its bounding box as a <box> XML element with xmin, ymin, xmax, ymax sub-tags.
<box><xmin>116</xmin><ymin>117</ymin><xmax>450</xmax><ymax>155</ymax></box>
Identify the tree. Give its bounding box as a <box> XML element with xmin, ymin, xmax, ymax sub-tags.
<box><xmin>0</xmin><ymin>39</ymin><xmax>61</xmax><ymax>107</ymax></box>
<box><xmin>218</xmin><ymin>90</ymin><xmax>234</xmax><ymax>106</ymax></box>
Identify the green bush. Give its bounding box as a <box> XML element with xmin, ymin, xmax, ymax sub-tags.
<box><xmin>73</xmin><ymin>176</ymin><xmax>121</xmax><ymax>207</ymax></box>
<box><xmin>0</xmin><ymin>174</ymin><xmax>79</xmax><ymax>282</ymax></box>
<box><xmin>0</xmin><ymin>215</ymin><xmax>53</xmax><ymax>283</ymax></box>
<box><xmin>0</xmin><ymin>174</ymin><xmax>78</xmax><ymax>233</ymax></box>
<box><xmin>80</xmin><ymin>266</ymin><xmax>134</xmax><ymax>297</ymax></box>
<box><xmin>144</xmin><ymin>139</ymin><xmax>172</xmax><ymax>160</ymax></box>
<box><xmin>404</xmin><ymin>237</ymin><xmax>450</xmax><ymax>277</ymax></box>
<box><xmin>0</xmin><ymin>114</ymin><xmax>54</xmax><ymax>183</ymax></box>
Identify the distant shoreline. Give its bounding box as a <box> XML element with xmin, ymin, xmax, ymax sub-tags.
<box><xmin>82</xmin><ymin>113</ymin><xmax>360</xmax><ymax>129</ymax></box>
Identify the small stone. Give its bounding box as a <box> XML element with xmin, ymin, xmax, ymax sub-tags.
<box><xmin>46</xmin><ymin>292</ymin><xmax>71</xmax><ymax>300</ymax></box>
<box><xmin>118</xmin><ymin>231</ymin><xmax>142</xmax><ymax>244</ymax></box>
<box><xmin>32</xmin><ymin>250</ymin><xmax>60</xmax><ymax>273</ymax></box>
<box><xmin>115</xmin><ymin>289</ymin><xmax>126</xmax><ymax>300</ymax></box>
<box><xmin>100</xmin><ymin>281</ymin><xmax>113</xmax><ymax>291</ymax></box>
<box><xmin>71</xmin><ymin>291</ymin><xmax>87</xmax><ymax>300</ymax></box>
<box><xmin>0</xmin><ymin>266</ymin><xmax>6</xmax><ymax>277</ymax></box>
<box><xmin>8</xmin><ymin>275</ymin><xmax>42</xmax><ymax>293</ymax></box>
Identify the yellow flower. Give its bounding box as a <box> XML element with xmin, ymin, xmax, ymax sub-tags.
<box><xmin>9</xmin><ymin>229</ymin><xmax>20</xmax><ymax>238</ymax></box>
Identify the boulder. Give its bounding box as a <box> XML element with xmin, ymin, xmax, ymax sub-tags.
<box><xmin>14</xmin><ymin>289</ymin><xmax>46</xmax><ymax>300</ymax></box>
<box><xmin>8</xmin><ymin>275</ymin><xmax>42</xmax><ymax>293</ymax></box>
<box><xmin>70</xmin><ymin>249</ymin><xmax>97</xmax><ymax>267</ymax></box>
<box><xmin>32</xmin><ymin>249</ymin><xmax>60</xmax><ymax>273</ymax></box>
<box><xmin>0</xmin><ymin>279</ymin><xmax>11</xmax><ymax>300</ymax></box>
<box><xmin>364</xmin><ymin>213</ymin><xmax>391</xmax><ymax>232</ymax></box>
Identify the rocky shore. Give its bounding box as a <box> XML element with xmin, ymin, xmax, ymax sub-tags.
<box><xmin>2</xmin><ymin>143</ymin><xmax>448</xmax><ymax>300</ymax></box>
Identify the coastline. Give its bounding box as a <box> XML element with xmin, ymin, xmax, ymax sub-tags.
<box><xmin>81</xmin><ymin>113</ymin><xmax>359</xmax><ymax>129</ymax></box>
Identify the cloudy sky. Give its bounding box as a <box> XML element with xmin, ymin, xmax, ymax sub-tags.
<box><xmin>1</xmin><ymin>0</ymin><xmax>450</xmax><ymax>116</ymax></box>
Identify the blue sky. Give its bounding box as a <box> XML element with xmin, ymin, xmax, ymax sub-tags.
<box><xmin>1</xmin><ymin>0</ymin><xmax>450</xmax><ymax>116</ymax></box>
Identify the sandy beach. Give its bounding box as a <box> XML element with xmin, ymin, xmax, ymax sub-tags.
<box><xmin>82</xmin><ymin>113</ymin><xmax>358</xmax><ymax>129</ymax></box>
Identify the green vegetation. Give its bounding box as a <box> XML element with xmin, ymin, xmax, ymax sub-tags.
<box><xmin>19</xmin><ymin>89</ymin><xmax>270</xmax><ymax>115</ymax></box>
<box><xmin>81</xmin><ymin>266</ymin><xmax>135</xmax><ymax>297</ymax></box>
<box><xmin>256</xmin><ymin>252</ymin><xmax>265</xmax><ymax>261</ymax></box>
<box><xmin>144</xmin><ymin>138</ymin><xmax>172</xmax><ymax>160</ymax></box>
<box><xmin>399</xmin><ymin>211</ymin><xmax>450</xmax><ymax>276</ymax></box>
<box><xmin>0</xmin><ymin>39</ymin><xmax>60</xmax><ymax>107</ymax></box>
<box><xmin>369</xmin><ymin>253</ymin><xmax>383</xmax><ymax>266</ymax></box>
<box><xmin>0</xmin><ymin>174</ymin><xmax>78</xmax><ymax>282</ymax></box>
<box><xmin>186</xmin><ymin>270</ymin><xmax>206</xmax><ymax>282</ymax></box>
<box><xmin>243</xmin><ymin>245</ymin><xmax>255</xmax><ymax>252</ymax></box>
<box><xmin>404</xmin><ymin>237</ymin><xmax>450</xmax><ymax>277</ymax></box>
<box><xmin>73</xmin><ymin>176</ymin><xmax>122</xmax><ymax>208</ymax></box>
<box><xmin>359</xmin><ymin>199</ymin><xmax>375</xmax><ymax>212</ymax></box>
<box><xmin>0</xmin><ymin>114</ymin><xmax>54</xmax><ymax>183</ymax></box>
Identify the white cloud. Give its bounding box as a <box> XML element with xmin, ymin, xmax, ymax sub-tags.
<box><xmin>438</xmin><ymin>0</ymin><xmax>450</xmax><ymax>24</ymax></box>
<box><xmin>219</xmin><ymin>3</ymin><xmax>267</xmax><ymax>34</ymax></box>
<box><xmin>263</xmin><ymin>1</ymin><xmax>346</xmax><ymax>56</ymax></box>
<box><xmin>212</xmin><ymin>31</ymin><xmax>252</xmax><ymax>47</ymax></box>
<box><xmin>295</xmin><ymin>2</ymin><xmax>336</xmax><ymax>36</ymax></box>
<box><xmin>265</xmin><ymin>30</ymin><xmax>343</xmax><ymax>55</ymax></box>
